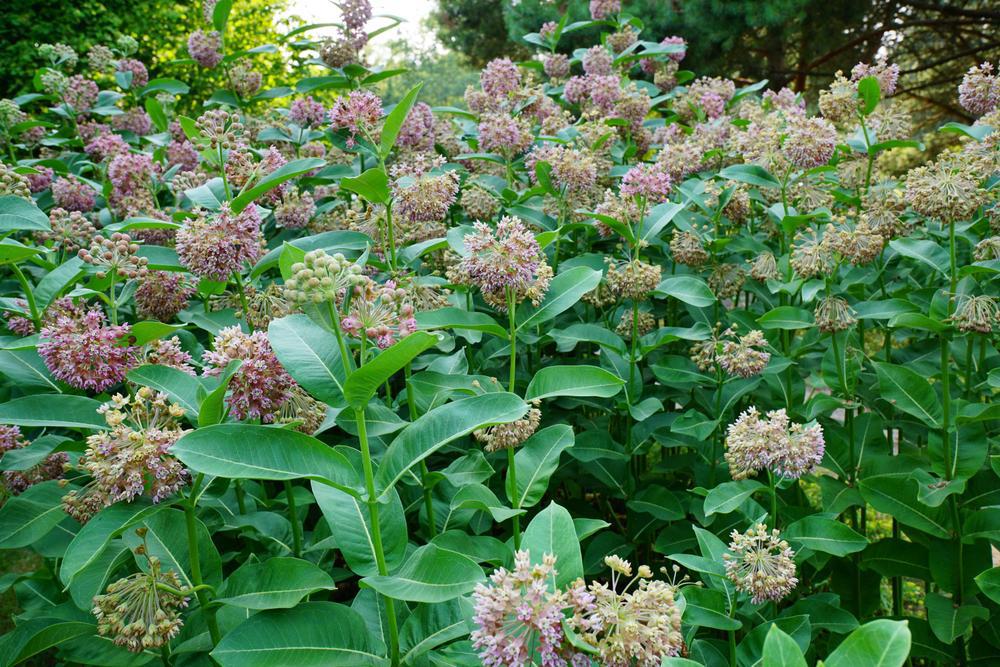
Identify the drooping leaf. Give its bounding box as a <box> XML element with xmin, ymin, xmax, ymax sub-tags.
<box><xmin>212</xmin><ymin>602</ymin><xmax>385</xmax><ymax>667</ymax></box>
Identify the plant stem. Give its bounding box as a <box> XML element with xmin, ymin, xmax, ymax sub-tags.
<box><xmin>10</xmin><ymin>264</ymin><xmax>40</xmax><ymax>330</ymax></box>
<box><xmin>284</xmin><ymin>480</ymin><xmax>303</xmax><ymax>557</ymax></box>
<box><xmin>184</xmin><ymin>476</ymin><xmax>220</xmax><ymax>646</ymax></box>
<box><xmin>941</xmin><ymin>335</ymin><xmax>953</xmax><ymax>480</ymax></box>
<box><xmin>506</xmin><ymin>287</ymin><xmax>521</xmax><ymax>549</ymax></box>
<box><xmin>327</xmin><ymin>300</ymin><xmax>353</xmax><ymax>375</ymax></box>
<box><xmin>768</xmin><ymin>469</ymin><xmax>778</xmax><ymax>530</ymax></box>
<box><xmin>355</xmin><ymin>406</ymin><xmax>400</xmax><ymax>665</ymax></box>
<box><xmin>219</xmin><ymin>145</ymin><xmax>231</xmax><ymax>199</ymax></box>
<box><xmin>232</xmin><ymin>271</ymin><xmax>251</xmax><ymax>330</ymax></box>
<box><xmin>108</xmin><ymin>270</ymin><xmax>118</xmax><ymax>326</ymax></box>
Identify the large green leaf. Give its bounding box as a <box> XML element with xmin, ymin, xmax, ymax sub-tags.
<box><xmin>719</xmin><ymin>163</ymin><xmax>780</xmax><ymax>188</ymax></box>
<box><xmin>344</xmin><ymin>332</ymin><xmax>439</xmax><ymax>410</ymax></box>
<box><xmin>521</xmin><ymin>501</ymin><xmax>583</xmax><ymax>588</ymax></box>
<box><xmin>375</xmin><ymin>392</ymin><xmax>527</xmax><ymax>496</ymax></box>
<box><xmin>703</xmin><ymin>479</ymin><xmax>764</xmax><ymax>516</ymax></box>
<box><xmin>654</xmin><ymin>275</ymin><xmax>716</xmax><ymax>307</ymax></box>
<box><xmin>0</xmin><ymin>481</ymin><xmax>68</xmax><ymax>549</ymax></box>
<box><xmin>0</xmin><ymin>619</ymin><xmax>94</xmax><ymax>667</ymax></box>
<box><xmin>398</xmin><ymin>599</ymin><xmax>471</xmax><ymax>665</ymax></box>
<box><xmin>858</xmin><ymin>475</ymin><xmax>949</xmax><ymax>538</ymax></box>
<box><xmin>762</xmin><ymin>625</ymin><xmax>807</xmax><ymax>667</ymax></box>
<box><xmin>341</xmin><ymin>167</ymin><xmax>390</xmax><ymax>204</ymax></box>
<box><xmin>0</xmin><ymin>196</ymin><xmax>50</xmax><ymax>232</ymax></box>
<box><xmin>0</xmin><ymin>394</ymin><xmax>106</xmax><ymax>429</ymax></box>
<box><xmin>824</xmin><ymin>619</ymin><xmax>911</xmax><ymax>667</ymax></box>
<box><xmin>60</xmin><ymin>500</ymin><xmax>164</xmax><ymax>586</ymax></box>
<box><xmin>516</xmin><ymin>266</ymin><xmax>602</xmax><ymax>331</ymax></box>
<box><xmin>415</xmin><ymin>308</ymin><xmax>506</xmax><ymax>338</ymax></box>
<box><xmin>784</xmin><ymin>516</ymin><xmax>868</xmax><ymax>556</ymax></box>
<box><xmin>230</xmin><ymin>158</ymin><xmax>327</xmax><ymax>213</ymax></box>
<box><xmin>925</xmin><ymin>592</ymin><xmax>988</xmax><ymax>644</ymax></box>
<box><xmin>173</xmin><ymin>424</ymin><xmax>362</xmax><ymax>495</ymax></box>
<box><xmin>889</xmin><ymin>238</ymin><xmax>948</xmax><ymax>274</ymax></box>
<box><xmin>874</xmin><ymin>361</ymin><xmax>943</xmax><ymax>428</ymax></box>
<box><xmin>758</xmin><ymin>306</ymin><xmax>814</xmax><ymax>330</ymax></box>
<box><xmin>212</xmin><ymin>602</ymin><xmax>386</xmax><ymax>667</ymax></box>
<box><xmin>380</xmin><ymin>83</ymin><xmax>423</xmax><ymax>157</ymax></box>
<box><xmin>508</xmin><ymin>425</ymin><xmax>574</xmax><ymax>509</ymax></box>
<box><xmin>362</xmin><ymin>544</ymin><xmax>484</xmax><ymax>603</ymax></box>
<box><xmin>313</xmin><ymin>480</ymin><xmax>408</xmax><ymax>577</ymax></box>
<box><xmin>268</xmin><ymin>314</ymin><xmax>347</xmax><ymax>406</ymax></box>
<box><xmin>524</xmin><ymin>365</ymin><xmax>624</xmax><ymax>401</ymax></box>
<box><xmin>216</xmin><ymin>557</ymin><xmax>336</xmax><ymax>609</ymax></box>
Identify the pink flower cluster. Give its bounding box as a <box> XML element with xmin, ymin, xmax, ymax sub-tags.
<box><xmin>38</xmin><ymin>308</ymin><xmax>134</xmax><ymax>391</ymax></box>
<box><xmin>202</xmin><ymin>327</ymin><xmax>296</xmax><ymax>421</ymax></box>
<box><xmin>176</xmin><ymin>203</ymin><xmax>264</xmax><ymax>281</ymax></box>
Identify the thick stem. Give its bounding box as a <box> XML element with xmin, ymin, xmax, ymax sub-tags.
<box><xmin>355</xmin><ymin>406</ymin><xmax>400</xmax><ymax>665</ymax></box>
<box><xmin>327</xmin><ymin>300</ymin><xmax>354</xmax><ymax>375</ymax></box>
<box><xmin>284</xmin><ymin>480</ymin><xmax>303</xmax><ymax>557</ymax></box>
<box><xmin>219</xmin><ymin>145</ymin><xmax>232</xmax><ymax>200</ymax></box>
<box><xmin>184</xmin><ymin>477</ymin><xmax>221</xmax><ymax>646</ymax></box>
<box><xmin>10</xmin><ymin>264</ymin><xmax>40</xmax><ymax>330</ymax></box>
<box><xmin>941</xmin><ymin>336</ymin><xmax>953</xmax><ymax>480</ymax></box>
<box><xmin>506</xmin><ymin>288</ymin><xmax>521</xmax><ymax>549</ymax></box>
<box><xmin>768</xmin><ymin>470</ymin><xmax>778</xmax><ymax>530</ymax></box>
<box><xmin>232</xmin><ymin>271</ymin><xmax>251</xmax><ymax>330</ymax></box>
<box><xmin>108</xmin><ymin>270</ymin><xmax>118</xmax><ymax>326</ymax></box>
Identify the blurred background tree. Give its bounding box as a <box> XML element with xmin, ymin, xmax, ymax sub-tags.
<box><xmin>433</xmin><ymin>0</ymin><xmax>1000</xmax><ymax>124</ymax></box>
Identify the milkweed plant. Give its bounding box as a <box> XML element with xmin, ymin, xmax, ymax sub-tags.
<box><xmin>0</xmin><ymin>0</ymin><xmax>997</xmax><ymax>665</ymax></box>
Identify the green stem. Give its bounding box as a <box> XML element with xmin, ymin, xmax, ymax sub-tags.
<box><xmin>327</xmin><ymin>301</ymin><xmax>353</xmax><ymax>375</ymax></box>
<box><xmin>385</xmin><ymin>202</ymin><xmax>398</xmax><ymax>272</ymax></box>
<box><xmin>108</xmin><ymin>270</ymin><xmax>118</xmax><ymax>326</ymax></box>
<box><xmin>941</xmin><ymin>335</ymin><xmax>953</xmax><ymax>480</ymax></box>
<box><xmin>233</xmin><ymin>271</ymin><xmax>251</xmax><ymax>330</ymax></box>
<box><xmin>355</xmin><ymin>406</ymin><xmax>400</xmax><ymax>666</ymax></box>
<box><xmin>768</xmin><ymin>469</ymin><xmax>778</xmax><ymax>530</ymax></box>
<box><xmin>10</xmin><ymin>264</ymin><xmax>41</xmax><ymax>330</ymax></box>
<box><xmin>710</xmin><ymin>367</ymin><xmax>723</xmax><ymax>486</ymax></box>
<box><xmin>284</xmin><ymin>480</ymin><xmax>303</xmax><ymax>557</ymax></box>
<box><xmin>965</xmin><ymin>336</ymin><xmax>975</xmax><ymax>400</ymax></box>
<box><xmin>219</xmin><ymin>144</ymin><xmax>232</xmax><ymax>199</ymax></box>
<box><xmin>506</xmin><ymin>287</ymin><xmax>521</xmax><ymax>550</ymax></box>
<box><xmin>184</xmin><ymin>477</ymin><xmax>221</xmax><ymax>646</ymax></box>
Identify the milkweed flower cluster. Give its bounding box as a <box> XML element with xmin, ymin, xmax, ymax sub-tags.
<box><xmin>52</xmin><ymin>176</ymin><xmax>96</xmax><ymax>212</ymax></box>
<box><xmin>62</xmin><ymin>389</ymin><xmax>190</xmax><ymax>522</ymax></box>
<box><xmin>724</xmin><ymin>407</ymin><xmax>825</xmax><ymax>480</ymax></box>
<box><xmin>341</xmin><ymin>278</ymin><xmax>418</xmax><ymax>349</ymax></box>
<box><xmin>583</xmin><ymin>555</ymin><xmax>685</xmax><ymax>666</ymax></box>
<box><xmin>474</xmin><ymin>399</ymin><xmax>542</xmax><ymax>451</ymax></box>
<box><xmin>38</xmin><ymin>308</ymin><xmax>134</xmax><ymax>391</ymax></box>
<box><xmin>35</xmin><ymin>208</ymin><xmax>98</xmax><ymax>254</ymax></box>
<box><xmin>329</xmin><ymin>89</ymin><xmax>382</xmax><ymax>147</ymax></box>
<box><xmin>176</xmin><ymin>204</ymin><xmax>264</xmax><ymax>281</ymax></box>
<box><xmin>455</xmin><ymin>216</ymin><xmax>553</xmax><ymax>310</ymax></box>
<box><xmin>135</xmin><ymin>272</ymin><xmax>195</xmax><ymax>322</ymax></box>
<box><xmin>471</xmin><ymin>550</ymin><xmax>594</xmax><ymax>667</ymax></box>
<box><xmin>79</xmin><ymin>232</ymin><xmax>149</xmax><ymax>280</ymax></box>
<box><xmin>717</xmin><ymin>329</ymin><xmax>771</xmax><ymax>377</ymax></box>
<box><xmin>288</xmin><ymin>96</ymin><xmax>327</xmax><ymax>128</ymax></box>
<box><xmin>951</xmin><ymin>295</ymin><xmax>1000</xmax><ymax>333</ymax></box>
<box><xmin>958</xmin><ymin>62</ymin><xmax>998</xmax><ymax>117</ymax></box>
<box><xmin>187</xmin><ymin>30</ymin><xmax>223</xmax><ymax>68</ymax></box>
<box><xmin>202</xmin><ymin>327</ymin><xmax>296</xmax><ymax>422</ymax></box>
<box><xmin>93</xmin><ymin>539</ymin><xmax>189</xmax><ymax>652</ymax></box>
<box><xmin>724</xmin><ymin>524</ymin><xmax>798</xmax><ymax>604</ymax></box>
<box><xmin>471</xmin><ymin>550</ymin><xmax>685</xmax><ymax>667</ymax></box>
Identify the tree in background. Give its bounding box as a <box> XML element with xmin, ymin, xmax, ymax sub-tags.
<box><xmin>0</xmin><ymin>0</ymin><xmax>295</xmax><ymax>105</ymax></box>
<box><xmin>433</xmin><ymin>0</ymin><xmax>1000</xmax><ymax>124</ymax></box>
<box><xmin>374</xmin><ymin>38</ymin><xmax>480</xmax><ymax>108</ymax></box>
